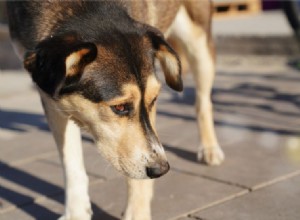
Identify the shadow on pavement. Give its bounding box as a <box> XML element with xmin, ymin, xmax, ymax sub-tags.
<box><xmin>0</xmin><ymin>109</ymin><xmax>49</xmax><ymax>132</ymax></box>
<box><xmin>158</xmin><ymin>109</ymin><xmax>300</xmax><ymax>136</ymax></box>
<box><xmin>0</xmin><ymin>108</ymin><xmax>94</xmax><ymax>142</ymax></box>
<box><xmin>213</xmin><ymin>83</ymin><xmax>300</xmax><ymax>116</ymax></box>
<box><xmin>158</xmin><ymin>73</ymin><xmax>300</xmax><ymax>137</ymax></box>
<box><xmin>0</xmin><ymin>161</ymin><xmax>118</xmax><ymax>220</ymax></box>
<box><xmin>0</xmin><ymin>185</ymin><xmax>60</xmax><ymax>219</ymax></box>
<box><xmin>164</xmin><ymin>144</ymin><xmax>198</xmax><ymax>163</ymax></box>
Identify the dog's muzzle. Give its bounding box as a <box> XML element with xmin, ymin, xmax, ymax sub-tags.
<box><xmin>146</xmin><ymin>161</ymin><xmax>170</xmax><ymax>179</ymax></box>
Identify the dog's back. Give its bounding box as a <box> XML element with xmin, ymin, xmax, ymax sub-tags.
<box><xmin>7</xmin><ymin>1</ymin><xmax>146</xmax><ymax>50</ymax></box>
<box><xmin>7</xmin><ymin>0</ymin><xmax>211</xmax><ymax>49</ymax></box>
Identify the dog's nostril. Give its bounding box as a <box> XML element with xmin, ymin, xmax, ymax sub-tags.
<box><xmin>146</xmin><ymin>162</ymin><xmax>170</xmax><ymax>179</ymax></box>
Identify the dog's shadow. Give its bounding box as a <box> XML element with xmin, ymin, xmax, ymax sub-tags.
<box><xmin>0</xmin><ymin>161</ymin><xmax>119</xmax><ymax>220</ymax></box>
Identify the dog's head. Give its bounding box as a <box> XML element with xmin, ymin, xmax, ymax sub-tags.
<box><xmin>24</xmin><ymin>27</ymin><xmax>182</xmax><ymax>179</ymax></box>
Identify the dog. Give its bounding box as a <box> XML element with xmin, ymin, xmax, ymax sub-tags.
<box><xmin>6</xmin><ymin>1</ymin><xmax>224</xmax><ymax>219</ymax></box>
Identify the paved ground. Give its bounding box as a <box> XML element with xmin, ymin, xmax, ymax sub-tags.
<box><xmin>1</xmin><ymin>10</ymin><xmax>300</xmax><ymax>220</ymax></box>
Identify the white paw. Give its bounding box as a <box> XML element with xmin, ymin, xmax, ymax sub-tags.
<box><xmin>198</xmin><ymin>145</ymin><xmax>225</xmax><ymax>166</ymax></box>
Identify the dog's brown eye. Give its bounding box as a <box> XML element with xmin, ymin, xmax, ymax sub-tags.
<box><xmin>115</xmin><ymin>104</ymin><xmax>125</xmax><ymax>112</ymax></box>
<box><xmin>111</xmin><ymin>104</ymin><xmax>131</xmax><ymax>116</ymax></box>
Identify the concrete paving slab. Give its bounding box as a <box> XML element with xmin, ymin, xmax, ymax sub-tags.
<box><xmin>0</xmin><ymin>130</ymin><xmax>54</xmax><ymax>166</ymax></box>
<box><xmin>0</xmin><ymin>79</ymin><xmax>45</xmax><ymax>141</ymax></box>
<box><xmin>0</xmin><ymin>158</ymin><xmax>99</xmax><ymax>213</ymax></box>
<box><xmin>0</xmin><ymin>160</ymin><xmax>65</xmax><ymax>213</ymax></box>
<box><xmin>167</xmin><ymin>134</ymin><xmax>300</xmax><ymax>187</ymax></box>
<box><xmin>0</xmin><ymin>86</ymin><xmax>42</xmax><ymax>115</ymax></box>
<box><xmin>0</xmin><ymin>197</ymin><xmax>62</xmax><ymax>220</ymax></box>
<box><xmin>0</xmin><ymin>107</ymin><xmax>46</xmax><ymax>141</ymax></box>
<box><xmin>166</xmin><ymin>131</ymin><xmax>300</xmax><ymax>188</ymax></box>
<box><xmin>0</xmin><ymin>71</ymin><xmax>31</xmax><ymax>97</ymax></box>
<box><xmin>152</xmin><ymin>172</ymin><xmax>245</xmax><ymax>220</ymax></box>
<box><xmin>192</xmin><ymin>174</ymin><xmax>300</xmax><ymax>220</ymax></box>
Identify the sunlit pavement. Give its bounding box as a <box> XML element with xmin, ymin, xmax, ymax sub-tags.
<box><xmin>1</xmin><ymin>10</ymin><xmax>300</xmax><ymax>220</ymax></box>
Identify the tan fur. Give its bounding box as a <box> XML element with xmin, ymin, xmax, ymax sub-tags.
<box><xmin>156</xmin><ymin>45</ymin><xmax>180</xmax><ymax>87</ymax></box>
<box><xmin>65</xmin><ymin>48</ymin><xmax>91</xmax><ymax>76</ymax></box>
<box><xmin>145</xmin><ymin>75</ymin><xmax>161</xmax><ymax>135</ymax></box>
<box><xmin>127</xmin><ymin>0</ymin><xmax>181</xmax><ymax>33</ymax></box>
<box><xmin>144</xmin><ymin>75</ymin><xmax>161</xmax><ymax>108</ymax></box>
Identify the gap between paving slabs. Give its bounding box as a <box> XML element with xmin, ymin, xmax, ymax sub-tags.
<box><xmin>173</xmin><ymin>169</ymin><xmax>300</xmax><ymax>220</ymax></box>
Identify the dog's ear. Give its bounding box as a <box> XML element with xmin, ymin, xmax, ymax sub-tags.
<box><xmin>24</xmin><ymin>33</ymin><xmax>97</xmax><ymax>98</ymax></box>
<box><xmin>146</xmin><ymin>28</ymin><xmax>183</xmax><ymax>92</ymax></box>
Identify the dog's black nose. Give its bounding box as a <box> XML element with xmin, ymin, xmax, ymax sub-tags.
<box><xmin>146</xmin><ymin>162</ymin><xmax>170</xmax><ymax>179</ymax></box>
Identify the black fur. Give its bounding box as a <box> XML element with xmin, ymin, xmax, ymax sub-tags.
<box><xmin>24</xmin><ymin>33</ymin><xmax>97</xmax><ymax>98</ymax></box>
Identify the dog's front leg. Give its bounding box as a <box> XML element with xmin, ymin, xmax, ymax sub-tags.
<box><xmin>42</xmin><ymin>97</ymin><xmax>92</xmax><ymax>220</ymax></box>
<box><xmin>123</xmin><ymin>178</ymin><xmax>153</xmax><ymax>220</ymax></box>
